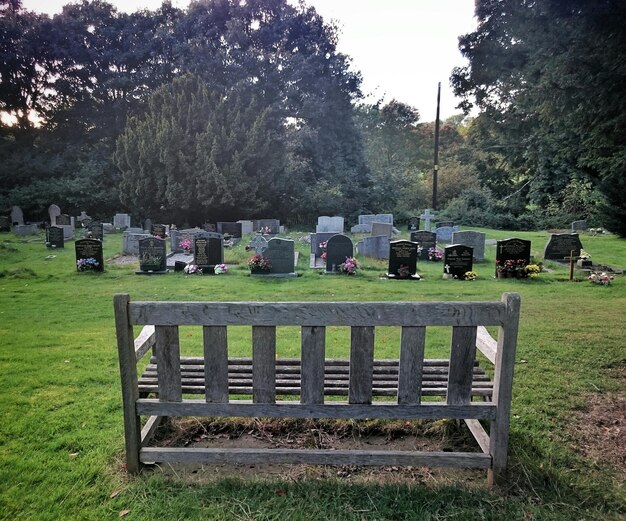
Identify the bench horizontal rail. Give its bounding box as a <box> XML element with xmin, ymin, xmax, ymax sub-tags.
<box><xmin>140</xmin><ymin>447</ymin><xmax>492</xmax><ymax>468</ymax></box>
<box><xmin>128</xmin><ymin>301</ymin><xmax>506</xmax><ymax>327</ymax></box>
<box><xmin>136</xmin><ymin>399</ymin><xmax>497</xmax><ymax>420</ymax></box>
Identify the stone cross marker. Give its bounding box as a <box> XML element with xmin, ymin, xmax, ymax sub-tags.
<box><xmin>420</xmin><ymin>209</ymin><xmax>432</xmax><ymax>231</ymax></box>
<box><xmin>248</xmin><ymin>234</ymin><xmax>268</xmax><ymax>255</ymax></box>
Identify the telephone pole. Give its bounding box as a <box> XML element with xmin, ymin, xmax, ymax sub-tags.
<box><xmin>432</xmin><ymin>82</ymin><xmax>441</xmax><ymax>210</ymax></box>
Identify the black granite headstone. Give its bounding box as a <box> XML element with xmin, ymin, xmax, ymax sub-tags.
<box><xmin>138</xmin><ymin>237</ymin><xmax>167</xmax><ymax>273</ymax></box>
<box><xmin>444</xmin><ymin>244</ymin><xmax>473</xmax><ymax>278</ymax></box>
<box><xmin>543</xmin><ymin>233</ymin><xmax>583</xmax><ymax>261</ymax></box>
<box><xmin>387</xmin><ymin>240</ymin><xmax>419</xmax><ymax>279</ymax></box>
<box><xmin>495</xmin><ymin>238</ymin><xmax>531</xmax><ymax>275</ymax></box>
<box><xmin>88</xmin><ymin>222</ymin><xmax>104</xmax><ymax>241</ymax></box>
<box><xmin>217</xmin><ymin>222</ymin><xmax>243</xmax><ymax>238</ymax></box>
<box><xmin>46</xmin><ymin>226</ymin><xmax>64</xmax><ymax>248</ymax></box>
<box><xmin>75</xmin><ymin>239</ymin><xmax>104</xmax><ymax>272</ymax></box>
<box><xmin>325</xmin><ymin>234</ymin><xmax>353</xmax><ymax>272</ymax></box>
<box><xmin>151</xmin><ymin>223</ymin><xmax>167</xmax><ymax>239</ymax></box>
<box><xmin>410</xmin><ymin>230</ymin><xmax>437</xmax><ymax>261</ymax></box>
<box><xmin>194</xmin><ymin>236</ymin><xmax>223</xmax><ymax>270</ymax></box>
<box><xmin>57</xmin><ymin>214</ymin><xmax>71</xmax><ymax>226</ymax></box>
<box><xmin>407</xmin><ymin>217</ymin><xmax>420</xmax><ymax>231</ymax></box>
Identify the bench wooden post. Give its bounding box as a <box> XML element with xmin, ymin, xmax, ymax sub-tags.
<box><xmin>488</xmin><ymin>292</ymin><xmax>521</xmax><ymax>485</ymax></box>
<box><xmin>114</xmin><ymin>294</ymin><xmax>141</xmax><ymax>474</ymax></box>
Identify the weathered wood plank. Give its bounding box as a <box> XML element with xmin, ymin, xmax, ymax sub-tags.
<box><xmin>114</xmin><ymin>294</ymin><xmax>142</xmax><ymax>474</ymax></box>
<box><xmin>252</xmin><ymin>326</ymin><xmax>276</xmax><ymax>404</ymax></box>
<box><xmin>447</xmin><ymin>326</ymin><xmax>477</xmax><ymax>405</ymax></box>
<box><xmin>489</xmin><ymin>292</ymin><xmax>521</xmax><ymax>482</ymax></box>
<box><xmin>349</xmin><ymin>326</ymin><xmax>375</xmax><ymax>404</ymax></box>
<box><xmin>398</xmin><ymin>326</ymin><xmax>426</xmax><ymax>404</ymax></box>
<box><xmin>476</xmin><ymin>326</ymin><xmax>497</xmax><ymax>364</ymax></box>
<box><xmin>128</xmin><ymin>301</ymin><xmax>506</xmax><ymax>327</ymax></box>
<box><xmin>301</xmin><ymin>326</ymin><xmax>325</xmax><ymax>405</ymax></box>
<box><xmin>134</xmin><ymin>325</ymin><xmax>155</xmax><ymax>362</ymax></box>
<box><xmin>204</xmin><ymin>326</ymin><xmax>229</xmax><ymax>403</ymax></box>
<box><xmin>140</xmin><ymin>447</ymin><xmax>491</xmax><ymax>468</ymax></box>
<box><xmin>140</xmin><ymin>415</ymin><xmax>163</xmax><ymax>447</ymax></box>
<box><xmin>136</xmin><ymin>399</ymin><xmax>497</xmax><ymax>421</ymax></box>
<box><xmin>464</xmin><ymin>419</ymin><xmax>490</xmax><ymax>454</ymax></box>
<box><xmin>154</xmin><ymin>326</ymin><xmax>182</xmax><ymax>402</ymax></box>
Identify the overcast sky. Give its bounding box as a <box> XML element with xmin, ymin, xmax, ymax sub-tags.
<box><xmin>22</xmin><ymin>0</ymin><xmax>477</xmax><ymax>122</ymax></box>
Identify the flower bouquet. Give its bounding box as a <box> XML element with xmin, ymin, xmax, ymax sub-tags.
<box><xmin>428</xmin><ymin>247</ymin><xmax>443</xmax><ymax>261</ymax></box>
<box><xmin>179</xmin><ymin>239</ymin><xmax>192</xmax><ymax>253</ymax></box>
<box><xmin>183</xmin><ymin>264</ymin><xmax>202</xmax><ymax>274</ymax></box>
<box><xmin>76</xmin><ymin>257</ymin><xmax>100</xmax><ymax>272</ymax></box>
<box><xmin>464</xmin><ymin>271</ymin><xmax>477</xmax><ymax>281</ymax></box>
<box><xmin>248</xmin><ymin>254</ymin><xmax>272</xmax><ymax>273</ymax></box>
<box><xmin>588</xmin><ymin>272</ymin><xmax>613</xmax><ymax>286</ymax></box>
<box><xmin>214</xmin><ymin>263</ymin><xmax>228</xmax><ymax>275</ymax></box>
<box><xmin>339</xmin><ymin>257</ymin><xmax>359</xmax><ymax>275</ymax></box>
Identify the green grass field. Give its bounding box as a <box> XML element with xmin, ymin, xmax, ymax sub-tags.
<box><xmin>0</xmin><ymin>228</ymin><xmax>624</xmax><ymax>520</ymax></box>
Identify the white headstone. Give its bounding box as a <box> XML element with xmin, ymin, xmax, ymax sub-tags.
<box><xmin>48</xmin><ymin>204</ymin><xmax>61</xmax><ymax>225</ymax></box>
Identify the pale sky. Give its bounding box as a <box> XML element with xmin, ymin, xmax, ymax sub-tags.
<box><xmin>22</xmin><ymin>0</ymin><xmax>477</xmax><ymax>122</ymax></box>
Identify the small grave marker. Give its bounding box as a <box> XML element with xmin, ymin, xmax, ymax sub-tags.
<box><xmin>410</xmin><ymin>230</ymin><xmax>436</xmax><ymax>261</ymax></box>
<box><xmin>75</xmin><ymin>238</ymin><xmax>104</xmax><ymax>272</ymax></box>
<box><xmin>407</xmin><ymin>217</ymin><xmax>420</xmax><ymax>231</ymax></box>
<box><xmin>444</xmin><ymin>244</ymin><xmax>473</xmax><ymax>279</ymax></box>
<box><xmin>46</xmin><ymin>226</ymin><xmax>64</xmax><ymax>248</ymax></box>
<box><xmin>326</xmin><ymin>235</ymin><xmax>354</xmax><ymax>272</ymax></box>
<box><xmin>137</xmin><ymin>237</ymin><xmax>167</xmax><ymax>274</ymax></box>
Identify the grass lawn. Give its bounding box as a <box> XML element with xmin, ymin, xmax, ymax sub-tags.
<box><xmin>0</xmin><ymin>228</ymin><xmax>624</xmax><ymax>520</ymax></box>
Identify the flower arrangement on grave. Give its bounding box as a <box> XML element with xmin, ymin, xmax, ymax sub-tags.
<box><xmin>524</xmin><ymin>264</ymin><xmax>541</xmax><ymax>278</ymax></box>
<box><xmin>214</xmin><ymin>263</ymin><xmax>228</xmax><ymax>275</ymax></box>
<box><xmin>183</xmin><ymin>264</ymin><xmax>202</xmax><ymax>274</ymax></box>
<box><xmin>319</xmin><ymin>241</ymin><xmax>328</xmax><ymax>260</ymax></box>
<box><xmin>588</xmin><ymin>272</ymin><xmax>613</xmax><ymax>286</ymax></box>
<box><xmin>397</xmin><ymin>264</ymin><xmax>412</xmax><ymax>279</ymax></box>
<box><xmin>513</xmin><ymin>259</ymin><xmax>528</xmax><ymax>278</ymax></box>
<box><xmin>179</xmin><ymin>239</ymin><xmax>192</xmax><ymax>252</ymax></box>
<box><xmin>579</xmin><ymin>249</ymin><xmax>591</xmax><ymax>261</ymax></box>
<box><xmin>463</xmin><ymin>271</ymin><xmax>477</xmax><ymax>281</ymax></box>
<box><xmin>427</xmin><ymin>247</ymin><xmax>443</xmax><ymax>261</ymax></box>
<box><xmin>76</xmin><ymin>257</ymin><xmax>100</xmax><ymax>272</ymax></box>
<box><xmin>248</xmin><ymin>254</ymin><xmax>272</xmax><ymax>272</ymax></box>
<box><xmin>259</xmin><ymin>226</ymin><xmax>272</xmax><ymax>235</ymax></box>
<box><xmin>495</xmin><ymin>259</ymin><xmax>515</xmax><ymax>277</ymax></box>
<box><xmin>339</xmin><ymin>257</ymin><xmax>359</xmax><ymax>275</ymax></box>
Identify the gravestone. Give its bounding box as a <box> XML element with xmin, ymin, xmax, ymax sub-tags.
<box><xmin>56</xmin><ymin>214</ymin><xmax>70</xmax><ymax>226</ymax></box>
<box><xmin>407</xmin><ymin>217</ymin><xmax>420</xmax><ymax>231</ymax></box>
<box><xmin>571</xmin><ymin>220</ymin><xmax>588</xmax><ymax>232</ymax></box>
<box><xmin>46</xmin><ymin>226</ymin><xmax>64</xmax><ymax>248</ymax></box>
<box><xmin>263</xmin><ymin>238</ymin><xmax>296</xmax><ymax>276</ymax></box>
<box><xmin>194</xmin><ymin>234</ymin><xmax>224</xmax><ymax>270</ymax></box>
<box><xmin>203</xmin><ymin>222</ymin><xmax>217</xmax><ymax>232</ymax></box>
<box><xmin>11</xmin><ymin>206</ymin><xmax>24</xmax><ymax>226</ymax></box>
<box><xmin>123</xmin><ymin>232</ymin><xmax>151</xmax><ymax>255</ymax></box>
<box><xmin>143</xmin><ymin>218</ymin><xmax>153</xmax><ymax>233</ymax></box>
<box><xmin>350</xmin><ymin>223</ymin><xmax>371</xmax><ymax>233</ymax></box>
<box><xmin>87</xmin><ymin>222</ymin><xmax>103</xmax><ymax>241</ymax></box>
<box><xmin>151</xmin><ymin>223</ymin><xmax>167</xmax><ymax>239</ymax></box>
<box><xmin>410</xmin><ymin>230</ymin><xmax>437</xmax><ymax>261</ymax></box>
<box><xmin>452</xmin><ymin>230</ymin><xmax>486</xmax><ymax>262</ymax></box>
<box><xmin>113</xmin><ymin>213</ymin><xmax>131</xmax><ymax>229</ymax></box>
<box><xmin>351</xmin><ymin>214</ymin><xmax>394</xmax><ymax>233</ymax></box>
<box><xmin>387</xmin><ymin>240</ymin><xmax>419</xmax><ymax>279</ymax></box>
<box><xmin>75</xmin><ymin>239</ymin><xmax>104</xmax><ymax>272</ymax></box>
<box><xmin>170</xmin><ymin>228</ymin><xmax>215</xmax><ymax>253</ymax></box>
<box><xmin>310</xmin><ymin>232</ymin><xmax>336</xmax><ymax>257</ymax></box>
<box><xmin>248</xmin><ymin>233</ymin><xmax>269</xmax><ymax>255</ymax></box>
<box><xmin>217</xmin><ymin>222</ymin><xmax>243</xmax><ymax>238</ymax></box>
<box><xmin>435</xmin><ymin>220</ymin><xmax>454</xmax><ymax>228</ymax></box>
<box><xmin>371</xmin><ymin>222</ymin><xmax>393</xmax><ymax>238</ymax></box>
<box><xmin>434</xmin><ymin>225</ymin><xmax>460</xmax><ymax>243</ymax></box>
<box><xmin>237</xmin><ymin>220</ymin><xmax>254</xmax><ymax>235</ymax></box>
<box><xmin>356</xmin><ymin>235</ymin><xmax>389</xmax><ymax>260</ymax></box>
<box><xmin>48</xmin><ymin>204</ymin><xmax>61</xmax><ymax>225</ymax></box>
<box><xmin>0</xmin><ymin>216</ymin><xmax>9</xmax><ymax>232</ymax></box>
<box><xmin>444</xmin><ymin>244</ymin><xmax>473</xmax><ymax>279</ymax></box>
<box><xmin>316</xmin><ymin>216</ymin><xmax>344</xmax><ymax>233</ymax></box>
<box><xmin>326</xmin><ymin>234</ymin><xmax>354</xmax><ymax>272</ymax></box>
<box><xmin>495</xmin><ymin>238</ymin><xmax>531</xmax><ymax>275</ymax></box>
<box><xmin>420</xmin><ymin>209</ymin><xmax>433</xmax><ymax>231</ymax></box>
<box><xmin>255</xmin><ymin>219</ymin><xmax>280</xmax><ymax>234</ymax></box>
<box><xmin>543</xmin><ymin>233</ymin><xmax>583</xmax><ymax>261</ymax></box>
<box><xmin>76</xmin><ymin>211</ymin><xmax>92</xmax><ymax>227</ymax></box>
<box><xmin>13</xmin><ymin>224</ymin><xmax>38</xmax><ymax>236</ymax></box>
<box><xmin>137</xmin><ymin>237</ymin><xmax>167</xmax><ymax>274</ymax></box>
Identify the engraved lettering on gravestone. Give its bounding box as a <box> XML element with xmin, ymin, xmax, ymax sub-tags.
<box><xmin>388</xmin><ymin>240</ymin><xmax>418</xmax><ymax>278</ymax></box>
<box><xmin>543</xmin><ymin>233</ymin><xmax>583</xmax><ymax>261</ymax></box>
<box><xmin>444</xmin><ymin>244</ymin><xmax>473</xmax><ymax>278</ymax></box>
<box><xmin>75</xmin><ymin>239</ymin><xmax>104</xmax><ymax>272</ymax></box>
<box><xmin>410</xmin><ymin>230</ymin><xmax>436</xmax><ymax>261</ymax></box>
<box><xmin>47</xmin><ymin>226</ymin><xmax>64</xmax><ymax>248</ymax></box>
<box><xmin>139</xmin><ymin>237</ymin><xmax>166</xmax><ymax>272</ymax></box>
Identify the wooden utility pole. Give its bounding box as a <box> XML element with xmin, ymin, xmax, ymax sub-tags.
<box><xmin>432</xmin><ymin>82</ymin><xmax>441</xmax><ymax>210</ymax></box>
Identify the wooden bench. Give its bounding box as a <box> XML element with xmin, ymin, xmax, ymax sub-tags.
<box><xmin>114</xmin><ymin>292</ymin><xmax>520</xmax><ymax>484</ymax></box>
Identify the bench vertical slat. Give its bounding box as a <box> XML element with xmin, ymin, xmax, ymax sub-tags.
<box><xmin>398</xmin><ymin>326</ymin><xmax>426</xmax><ymax>404</ymax></box>
<box><xmin>204</xmin><ymin>326</ymin><xmax>229</xmax><ymax>403</ymax></box>
<box><xmin>447</xmin><ymin>326</ymin><xmax>477</xmax><ymax>405</ymax></box>
<box><xmin>349</xmin><ymin>326</ymin><xmax>375</xmax><ymax>404</ymax></box>
<box><xmin>301</xmin><ymin>326</ymin><xmax>326</xmax><ymax>405</ymax></box>
<box><xmin>154</xmin><ymin>325</ymin><xmax>182</xmax><ymax>402</ymax></box>
<box><xmin>252</xmin><ymin>326</ymin><xmax>276</xmax><ymax>404</ymax></box>
<box><xmin>114</xmin><ymin>294</ymin><xmax>141</xmax><ymax>474</ymax></box>
<box><xmin>489</xmin><ymin>292</ymin><xmax>521</xmax><ymax>484</ymax></box>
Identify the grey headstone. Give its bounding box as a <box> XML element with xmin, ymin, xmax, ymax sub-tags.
<box><xmin>310</xmin><ymin>232</ymin><xmax>337</xmax><ymax>256</ymax></box>
<box><xmin>452</xmin><ymin>230</ymin><xmax>486</xmax><ymax>262</ymax></box>
<box><xmin>170</xmin><ymin>228</ymin><xmax>217</xmax><ymax>253</ymax></box>
<box><xmin>75</xmin><ymin>239</ymin><xmax>104</xmax><ymax>272</ymax></box>
<box><xmin>88</xmin><ymin>222</ymin><xmax>104</xmax><ymax>241</ymax></box>
<box><xmin>571</xmin><ymin>220</ymin><xmax>588</xmax><ymax>232</ymax></box>
<box><xmin>371</xmin><ymin>222</ymin><xmax>393</xmax><ymax>238</ymax></box>
<box><xmin>113</xmin><ymin>213</ymin><xmax>131</xmax><ymax>229</ymax></box>
<box><xmin>265</xmin><ymin>238</ymin><xmax>296</xmax><ymax>275</ymax></box>
<box><xmin>237</xmin><ymin>220</ymin><xmax>254</xmax><ymax>235</ymax></box>
<box><xmin>143</xmin><ymin>218</ymin><xmax>153</xmax><ymax>233</ymax></box>
<box><xmin>435</xmin><ymin>220</ymin><xmax>454</xmax><ymax>228</ymax></box>
<box><xmin>255</xmin><ymin>219</ymin><xmax>280</xmax><ymax>234</ymax></box>
<box><xmin>356</xmin><ymin>235</ymin><xmax>390</xmax><ymax>259</ymax></box>
<box><xmin>444</xmin><ymin>244</ymin><xmax>474</xmax><ymax>279</ymax></box>
<box><xmin>48</xmin><ymin>204</ymin><xmax>61</xmax><ymax>225</ymax></box>
<box><xmin>316</xmin><ymin>216</ymin><xmax>344</xmax><ymax>233</ymax></box>
<box><xmin>543</xmin><ymin>233</ymin><xmax>583</xmax><ymax>261</ymax></box>
<box><xmin>11</xmin><ymin>206</ymin><xmax>24</xmax><ymax>226</ymax></box>
<box><xmin>13</xmin><ymin>224</ymin><xmax>38</xmax><ymax>236</ymax></box>
<box><xmin>359</xmin><ymin>214</ymin><xmax>393</xmax><ymax>226</ymax></box>
<box><xmin>123</xmin><ymin>232</ymin><xmax>151</xmax><ymax>255</ymax></box>
<box><xmin>248</xmin><ymin>234</ymin><xmax>269</xmax><ymax>255</ymax></box>
<box><xmin>410</xmin><ymin>230</ymin><xmax>437</xmax><ymax>261</ymax></box>
<box><xmin>434</xmin><ymin>225</ymin><xmax>460</xmax><ymax>243</ymax></box>
<box><xmin>46</xmin><ymin>226</ymin><xmax>64</xmax><ymax>248</ymax></box>
<box><xmin>387</xmin><ymin>240</ymin><xmax>418</xmax><ymax>278</ymax></box>
<box><xmin>350</xmin><ymin>224</ymin><xmax>371</xmax><ymax>233</ymax></box>
<box><xmin>325</xmin><ymin>235</ymin><xmax>353</xmax><ymax>272</ymax></box>
<box><xmin>56</xmin><ymin>214</ymin><xmax>71</xmax><ymax>226</ymax></box>
<box><xmin>138</xmin><ymin>237</ymin><xmax>167</xmax><ymax>272</ymax></box>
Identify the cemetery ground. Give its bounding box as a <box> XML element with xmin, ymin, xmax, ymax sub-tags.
<box><xmin>0</xmin><ymin>228</ymin><xmax>624</xmax><ymax>521</ymax></box>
